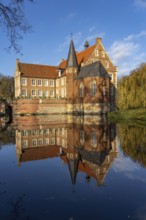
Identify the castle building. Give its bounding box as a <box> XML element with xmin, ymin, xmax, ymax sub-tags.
<box><xmin>15</xmin><ymin>114</ymin><xmax>118</xmax><ymax>185</ymax></box>
<box><xmin>14</xmin><ymin>37</ymin><xmax>118</xmax><ymax>114</ymax></box>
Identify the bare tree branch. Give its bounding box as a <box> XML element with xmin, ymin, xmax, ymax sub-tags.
<box><xmin>0</xmin><ymin>0</ymin><xmax>34</xmax><ymax>54</ymax></box>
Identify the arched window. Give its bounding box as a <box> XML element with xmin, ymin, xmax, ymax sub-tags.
<box><xmin>91</xmin><ymin>132</ymin><xmax>97</xmax><ymax>148</ymax></box>
<box><xmin>90</xmin><ymin>81</ymin><xmax>96</xmax><ymax>96</ymax></box>
<box><xmin>79</xmin><ymin>82</ymin><xmax>84</xmax><ymax>97</ymax></box>
<box><xmin>80</xmin><ymin>130</ymin><xmax>85</xmax><ymax>145</ymax></box>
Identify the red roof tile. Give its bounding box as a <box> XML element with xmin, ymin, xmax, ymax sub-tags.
<box><xmin>59</xmin><ymin>44</ymin><xmax>96</xmax><ymax>68</ymax></box>
<box><xmin>19</xmin><ymin>63</ymin><xmax>58</xmax><ymax>79</ymax></box>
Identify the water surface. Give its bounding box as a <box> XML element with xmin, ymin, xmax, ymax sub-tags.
<box><xmin>0</xmin><ymin>115</ymin><xmax>146</xmax><ymax>220</ymax></box>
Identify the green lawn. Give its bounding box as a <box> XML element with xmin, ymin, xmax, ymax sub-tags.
<box><xmin>108</xmin><ymin>108</ymin><xmax>146</xmax><ymax>125</ymax></box>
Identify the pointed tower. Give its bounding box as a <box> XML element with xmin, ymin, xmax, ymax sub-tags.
<box><xmin>67</xmin><ymin>158</ymin><xmax>79</xmax><ymax>185</ymax></box>
<box><xmin>66</xmin><ymin>39</ymin><xmax>78</xmax><ymax>74</ymax></box>
<box><xmin>66</xmin><ymin>40</ymin><xmax>78</xmax><ymax>110</ymax></box>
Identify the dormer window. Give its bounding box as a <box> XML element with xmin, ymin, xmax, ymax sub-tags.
<box><xmin>58</xmin><ymin>70</ymin><xmax>61</xmax><ymax>77</ymax></box>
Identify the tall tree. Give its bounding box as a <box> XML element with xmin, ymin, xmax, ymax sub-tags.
<box><xmin>0</xmin><ymin>0</ymin><xmax>34</xmax><ymax>53</ymax></box>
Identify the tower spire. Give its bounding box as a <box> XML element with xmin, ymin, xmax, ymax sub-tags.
<box><xmin>66</xmin><ymin>39</ymin><xmax>78</xmax><ymax>68</ymax></box>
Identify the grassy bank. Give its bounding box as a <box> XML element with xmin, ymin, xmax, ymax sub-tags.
<box><xmin>108</xmin><ymin>108</ymin><xmax>146</xmax><ymax>125</ymax></box>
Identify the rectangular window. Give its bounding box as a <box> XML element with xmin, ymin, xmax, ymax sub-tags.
<box><xmin>49</xmin><ymin>80</ymin><xmax>54</xmax><ymax>87</ymax></box>
<box><xmin>22</xmin><ymin>130</ymin><xmax>28</xmax><ymax>136</ymax></box>
<box><xmin>44</xmin><ymin>80</ymin><xmax>48</xmax><ymax>87</ymax></box>
<box><xmin>44</xmin><ymin>129</ymin><xmax>49</xmax><ymax>135</ymax></box>
<box><xmin>22</xmin><ymin>89</ymin><xmax>27</xmax><ymax>97</ymax></box>
<box><xmin>32</xmin><ymin>139</ymin><xmax>37</xmax><ymax>146</ymax></box>
<box><xmin>44</xmin><ymin>138</ymin><xmax>49</xmax><ymax>145</ymax></box>
<box><xmin>32</xmin><ymin>90</ymin><xmax>36</xmax><ymax>96</ymax></box>
<box><xmin>38</xmin><ymin>90</ymin><xmax>42</xmax><ymax>97</ymax></box>
<box><xmin>32</xmin><ymin>129</ymin><xmax>37</xmax><ymax>136</ymax></box>
<box><xmin>50</xmin><ymin>138</ymin><xmax>55</xmax><ymax>145</ymax></box>
<box><xmin>22</xmin><ymin>140</ymin><xmax>28</xmax><ymax>148</ymax></box>
<box><xmin>38</xmin><ymin>79</ymin><xmax>42</xmax><ymax>86</ymax></box>
<box><xmin>38</xmin><ymin>139</ymin><xmax>43</xmax><ymax>146</ymax></box>
<box><xmin>32</xmin><ymin>79</ymin><xmax>36</xmax><ymax>86</ymax></box>
<box><xmin>21</xmin><ymin>78</ymin><xmax>27</xmax><ymax>85</ymax></box>
<box><xmin>44</xmin><ymin>90</ymin><xmax>48</xmax><ymax>97</ymax></box>
<box><xmin>50</xmin><ymin>90</ymin><xmax>54</xmax><ymax>97</ymax></box>
<box><xmin>38</xmin><ymin>130</ymin><xmax>43</xmax><ymax>136</ymax></box>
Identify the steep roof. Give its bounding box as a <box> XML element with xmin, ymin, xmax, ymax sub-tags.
<box><xmin>18</xmin><ymin>63</ymin><xmax>58</xmax><ymax>79</ymax></box>
<box><xmin>19</xmin><ymin>146</ymin><xmax>60</xmax><ymax>162</ymax></box>
<box><xmin>59</xmin><ymin>44</ymin><xmax>96</xmax><ymax>69</ymax></box>
<box><xmin>78</xmin><ymin>148</ymin><xmax>109</xmax><ymax>165</ymax></box>
<box><xmin>66</xmin><ymin>40</ymin><xmax>78</xmax><ymax>68</ymax></box>
<box><xmin>67</xmin><ymin>158</ymin><xmax>79</xmax><ymax>185</ymax></box>
<box><xmin>75</xmin><ymin>61</ymin><xmax>111</xmax><ymax>80</ymax></box>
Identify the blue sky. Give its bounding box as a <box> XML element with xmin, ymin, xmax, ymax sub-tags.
<box><xmin>0</xmin><ymin>0</ymin><xmax>146</xmax><ymax>77</ymax></box>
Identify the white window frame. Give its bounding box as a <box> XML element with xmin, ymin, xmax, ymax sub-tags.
<box><xmin>38</xmin><ymin>90</ymin><xmax>42</xmax><ymax>97</ymax></box>
<box><xmin>38</xmin><ymin>79</ymin><xmax>42</xmax><ymax>86</ymax></box>
<box><xmin>49</xmin><ymin>80</ymin><xmax>54</xmax><ymax>87</ymax></box>
<box><xmin>32</xmin><ymin>139</ymin><xmax>37</xmax><ymax>146</ymax></box>
<box><xmin>50</xmin><ymin>90</ymin><xmax>54</xmax><ymax>97</ymax></box>
<box><xmin>31</xmin><ymin>79</ymin><xmax>36</xmax><ymax>86</ymax></box>
<box><xmin>44</xmin><ymin>90</ymin><xmax>48</xmax><ymax>97</ymax></box>
<box><xmin>22</xmin><ymin>89</ymin><xmax>27</xmax><ymax>97</ymax></box>
<box><xmin>31</xmin><ymin>89</ymin><xmax>36</xmax><ymax>96</ymax></box>
<box><xmin>21</xmin><ymin>78</ymin><xmax>27</xmax><ymax>85</ymax></box>
<box><xmin>44</xmin><ymin>79</ymin><xmax>48</xmax><ymax>87</ymax></box>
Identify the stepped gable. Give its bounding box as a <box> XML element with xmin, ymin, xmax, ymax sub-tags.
<box><xmin>18</xmin><ymin>62</ymin><xmax>58</xmax><ymax>79</ymax></box>
<box><xmin>59</xmin><ymin>44</ymin><xmax>96</xmax><ymax>69</ymax></box>
<box><xmin>75</xmin><ymin>61</ymin><xmax>110</xmax><ymax>80</ymax></box>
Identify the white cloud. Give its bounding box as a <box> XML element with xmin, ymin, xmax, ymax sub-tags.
<box><xmin>108</xmin><ymin>31</ymin><xmax>146</xmax><ymax>76</ymax></box>
<box><xmin>108</xmin><ymin>41</ymin><xmax>139</xmax><ymax>64</ymax></box>
<box><xmin>134</xmin><ymin>0</ymin><xmax>146</xmax><ymax>8</ymax></box>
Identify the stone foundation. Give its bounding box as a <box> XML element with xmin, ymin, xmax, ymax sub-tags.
<box><xmin>11</xmin><ymin>99</ymin><xmax>110</xmax><ymax>115</ymax></box>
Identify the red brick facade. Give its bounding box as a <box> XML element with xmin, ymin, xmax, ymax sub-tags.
<box><xmin>14</xmin><ymin>37</ymin><xmax>118</xmax><ymax>115</ymax></box>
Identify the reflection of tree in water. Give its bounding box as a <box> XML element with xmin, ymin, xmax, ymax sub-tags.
<box><xmin>8</xmin><ymin>194</ymin><xmax>30</xmax><ymax>220</ymax></box>
<box><xmin>118</xmin><ymin>124</ymin><xmax>146</xmax><ymax>167</ymax></box>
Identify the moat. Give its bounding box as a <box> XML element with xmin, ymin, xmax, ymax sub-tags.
<box><xmin>0</xmin><ymin>115</ymin><xmax>146</xmax><ymax>220</ymax></box>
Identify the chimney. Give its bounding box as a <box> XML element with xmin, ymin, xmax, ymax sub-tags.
<box><xmin>96</xmin><ymin>38</ymin><xmax>102</xmax><ymax>44</ymax></box>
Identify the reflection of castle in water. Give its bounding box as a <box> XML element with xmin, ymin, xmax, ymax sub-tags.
<box><xmin>15</xmin><ymin>115</ymin><xmax>118</xmax><ymax>186</ymax></box>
